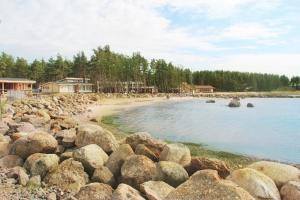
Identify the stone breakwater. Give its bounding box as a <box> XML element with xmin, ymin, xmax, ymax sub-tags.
<box><xmin>0</xmin><ymin>94</ymin><xmax>299</xmax><ymax>200</ymax></box>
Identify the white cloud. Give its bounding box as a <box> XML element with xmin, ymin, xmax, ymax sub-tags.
<box><xmin>178</xmin><ymin>53</ymin><xmax>300</xmax><ymax>77</ymax></box>
<box><xmin>221</xmin><ymin>23</ymin><xmax>281</xmax><ymax>40</ymax></box>
<box><xmin>0</xmin><ymin>0</ymin><xmax>219</xmax><ymax>59</ymax></box>
<box><xmin>0</xmin><ymin>0</ymin><xmax>298</xmax><ymax>76</ymax></box>
<box><xmin>163</xmin><ymin>0</ymin><xmax>281</xmax><ymax>18</ymax></box>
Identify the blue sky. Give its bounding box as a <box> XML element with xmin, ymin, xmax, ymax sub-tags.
<box><xmin>0</xmin><ymin>0</ymin><xmax>299</xmax><ymax>76</ymax></box>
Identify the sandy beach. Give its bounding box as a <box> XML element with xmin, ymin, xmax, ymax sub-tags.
<box><xmin>76</xmin><ymin>96</ymin><xmax>195</xmax><ymax>125</ymax></box>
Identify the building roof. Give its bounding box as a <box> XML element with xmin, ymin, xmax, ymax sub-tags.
<box><xmin>41</xmin><ymin>82</ymin><xmax>93</xmax><ymax>86</ymax></box>
<box><xmin>194</xmin><ymin>85</ymin><xmax>215</xmax><ymax>89</ymax></box>
<box><xmin>0</xmin><ymin>78</ymin><xmax>36</xmax><ymax>84</ymax></box>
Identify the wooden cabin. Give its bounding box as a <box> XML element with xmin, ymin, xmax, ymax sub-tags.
<box><xmin>0</xmin><ymin>78</ymin><xmax>36</xmax><ymax>94</ymax></box>
<box><xmin>99</xmin><ymin>81</ymin><xmax>158</xmax><ymax>94</ymax></box>
<box><xmin>194</xmin><ymin>85</ymin><xmax>215</xmax><ymax>93</ymax></box>
<box><xmin>41</xmin><ymin>77</ymin><xmax>93</xmax><ymax>93</ymax></box>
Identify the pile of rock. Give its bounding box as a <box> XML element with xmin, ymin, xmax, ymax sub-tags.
<box><xmin>0</xmin><ymin>94</ymin><xmax>300</xmax><ymax>200</ymax></box>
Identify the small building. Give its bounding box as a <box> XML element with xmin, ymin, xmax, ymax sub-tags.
<box><xmin>99</xmin><ymin>81</ymin><xmax>158</xmax><ymax>94</ymax></box>
<box><xmin>41</xmin><ymin>77</ymin><xmax>93</xmax><ymax>93</ymax></box>
<box><xmin>0</xmin><ymin>78</ymin><xmax>36</xmax><ymax>94</ymax></box>
<box><xmin>194</xmin><ymin>85</ymin><xmax>215</xmax><ymax>93</ymax></box>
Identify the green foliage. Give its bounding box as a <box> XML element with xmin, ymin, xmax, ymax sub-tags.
<box><xmin>193</xmin><ymin>71</ymin><xmax>290</xmax><ymax>92</ymax></box>
<box><xmin>0</xmin><ymin>46</ymin><xmax>295</xmax><ymax>91</ymax></box>
<box><xmin>291</xmin><ymin>76</ymin><xmax>300</xmax><ymax>88</ymax></box>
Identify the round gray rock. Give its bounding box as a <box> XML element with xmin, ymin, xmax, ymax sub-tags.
<box><xmin>155</xmin><ymin>161</ymin><xmax>189</xmax><ymax>187</ymax></box>
<box><xmin>121</xmin><ymin>155</ymin><xmax>156</xmax><ymax>189</ymax></box>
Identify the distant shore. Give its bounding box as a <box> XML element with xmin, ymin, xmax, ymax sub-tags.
<box><xmin>192</xmin><ymin>91</ymin><xmax>300</xmax><ymax>98</ymax></box>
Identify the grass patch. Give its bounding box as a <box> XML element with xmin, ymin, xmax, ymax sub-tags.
<box><xmin>184</xmin><ymin>142</ymin><xmax>256</xmax><ymax>169</ymax></box>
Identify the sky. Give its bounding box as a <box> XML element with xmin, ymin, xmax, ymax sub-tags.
<box><xmin>0</xmin><ymin>0</ymin><xmax>299</xmax><ymax>76</ymax></box>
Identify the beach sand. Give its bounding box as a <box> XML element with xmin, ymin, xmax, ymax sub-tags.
<box><xmin>76</xmin><ymin>96</ymin><xmax>194</xmax><ymax>124</ymax></box>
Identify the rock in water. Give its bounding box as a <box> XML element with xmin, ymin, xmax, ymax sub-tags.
<box><xmin>159</xmin><ymin>143</ymin><xmax>191</xmax><ymax>167</ymax></box>
<box><xmin>112</xmin><ymin>183</ymin><xmax>145</xmax><ymax>200</ymax></box>
<box><xmin>75</xmin><ymin>124</ymin><xmax>119</xmax><ymax>153</ymax></box>
<box><xmin>73</xmin><ymin>144</ymin><xmax>108</xmax><ymax>176</ymax></box>
<box><xmin>185</xmin><ymin>157</ymin><xmax>230</xmax><ymax>178</ymax></box>
<box><xmin>248</xmin><ymin>161</ymin><xmax>300</xmax><ymax>188</ymax></box>
<box><xmin>247</xmin><ymin>103</ymin><xmax>254</xmax><ymax>108</ymax></box>
<box><xmin>10</xmin><ymin>132</ymin><xmax>58</xmax><ymax>159</ymax></box>
<box><xmin>140</xmin><ymin>181</ymin><xmax>174</xmax><ymax>200</ymax></box>
<box><xmin>105</xmin><ymin>144</ymin><xmax>134</xmax><ymax>177</ymax></box>
<box><xmin>24</xmin><ymin>153</ymin><xmax>59</xmax><ymax>178</ymax></box>
<box><xmin>280</xmin><ymin>181</ymin><xmax>300</xmax><ymax>200</ymax></box>
<box><xmin>228</xmin><ymin>99</ymin><xmax>241</xmax><ymax>107</ymax></box>
<box><xmin>155</xmin><ymin>161</ymin><xmax>189</xmax><ymax>187</ymax></box>
<box><xmin>121</xmin><ymin>155</ymin><xmax>156</xmax><ymax>189</ymax></box>
<box><xmin>45</xmin><ymin>158</ymin><xmax>88</xmax><ymax>194</ymax></box>
<box><xmin>165</xmin><ymin>170</ymin><xmax>255</xmax><ymax>200</ymax></box>
<box><xmin>74</xmin><ymin>183</ymin><xmax>113</xmax><ymax>200</ymax></box>
<box><xmin>206</xmin><ymin>100</ymin><xmax>216</xmax><ymax>103</ymax></box>
<box><xmin>227</xmin><ymin>168</ymin><xmax>280</xmax><ymax>200</ymax></box>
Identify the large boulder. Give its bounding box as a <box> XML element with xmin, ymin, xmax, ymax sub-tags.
<box><xmin>140</xmin><ymin>181</ymin><xmax>174</xmax><ymax>200</ymax></box>
<box><xmin>185</xmin><ymin>157</ymin><xmax>230</xmax><ymax>178</ymax></box>
<box><xmin>56</xmin><ymin>128</ymin><xmax>76</xmax><ymax>148</ymax></box>
<box><xmin>6</xmin><ymin>166</ymin><xmax>29</xmax><ymax>186</ymax></box>
<box><xmin>280</xmin><ymin>181</ymin><xmax>300</xmax><ymax>200</ymax></box>
<box><xmin>135</xmin><ymin>144</ymin><xmax>158</xmax><ymax>161</ymax></box>
<box><xmin>73</xmin><ymin>144</ymin><xmax>108</xmax><ymax>176</ymax></box>
<box><xmin>0</xmin><ymin>121</ymin><xmax>9</xmax><ymax>135</ymax></box>
<box><xmin>0</xmin><ymin>155</ymin><xmax>23</xmax><ymax>168</ymax></box>
<box><xmin>8</xmin><ymin>122</ymin><xmax>36</xmax><ymax>133</ymax></box>
<box><xmin>105</xmin><ymin>144</ymin><xmax>134</xmax><ymax>176</ymax></box>
<box><xmin>155</xmin><ymin>161</ymin><xmax>189</xmax><ymax>187</ymax></box>
<box><xmin>121</xmin><ymin>155</ymin><xmax>156</xmax><ymax>188</ymax></box>
<box><xmin>92</xmin><ymin>166</ymin><xmax>116</xmax><ymax>187</ymax></box>
<box><xmin>159</xmin><ymin>143</ymin><xmax>191</xmax><ymax>167</ymax></box>
<box><xmin>165</xmin><ymin>170</ymin><xmax>255</xmax><ymax>200</ymax></box>
<box><xmin>10</xmin><ymin>132</ymin><xmax>58</xmax><ymax>159</ymax></box>
<box><xmin>59</xmin><ymin>117</ymin><xmax>78</xmax><ymax>130</ymax></box>
<box><xmin>75</xmin><ymin>124</ymin><xmax>119</xmax><ymax>153</ymax></box>
<box><xmin>112</xmin><ymin>183</ymin><xmax>145</xmax><ymax>200</ymax></box>
<box><xmin>36</xmin><ymin>110</ymin><xmax>51</xmax><ymax>122</ymax></box>
<box><xmin>248</xmin><ymin>161</ymin><xmax>300</xmax><ymax>188</ymax></box>
<box><xmin>0</xmin><ymin>140</ymin><xmax>10</xmax><ymax>158</ymax></box>
<box><xmin>44</xmin><ymin>158</ymin><xmax>89</xmax><ymax>194</ymax></box>
<box><xmin>74</xmin><ymin>183</ymin><xmax>113</xmax><ymax>200</ymax></box>
<box><xmin>227</xmin><ymin>168</ymin><xmax>280</xmax><ymax>200</ymax></box>
<box><xmin>11</xmin><ymin>132</ymin><xmax>30</xmax><ymax>141</ymax></box>
<box><xmin>125</xmin><ymin>132</ymin><xmax>166</xmax><ymax>155</ymax></box>
<box><xmin>24</xmin><ymin>153</ymin><xmax>59</xmax><ymax>178</ymax></box>
<box><xmin>228</xmin><ymin>99</ymin><xmax>241</xmax><ymax>107</ymax></box>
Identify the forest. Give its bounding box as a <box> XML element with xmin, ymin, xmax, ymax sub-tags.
<box><xmin>0</xmin><ymin>45</ymin><xmax>298</xmax><ymax>92</ymax></box>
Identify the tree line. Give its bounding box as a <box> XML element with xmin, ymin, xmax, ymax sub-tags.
<box><xmin>0</xmin><ymin>45</ymin><xmax>297</xmax><ymax>92</ymax></box>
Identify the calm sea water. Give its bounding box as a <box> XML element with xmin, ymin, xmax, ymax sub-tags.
<box><xmin>113</xmin><ymin>98</ymin><xmax>300</xmax><ymax>163</ymax></box>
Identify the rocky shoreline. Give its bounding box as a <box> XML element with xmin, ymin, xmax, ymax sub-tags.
<box><xmin>0</xmin><ymin>93</ymin><xmax>300</xmax><ymax>200</ymax></box>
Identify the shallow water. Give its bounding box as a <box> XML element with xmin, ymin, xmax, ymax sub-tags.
<box><xmin>113</xmin><ymin>98</ymin><xmax>300</xmax><ymax>163</ymax></box>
